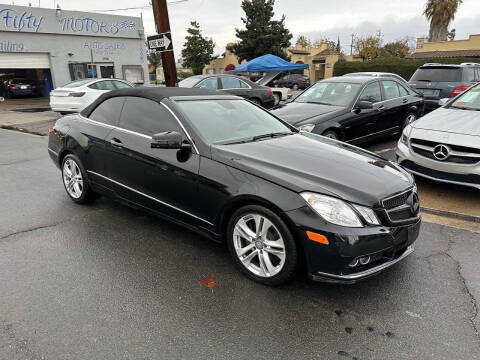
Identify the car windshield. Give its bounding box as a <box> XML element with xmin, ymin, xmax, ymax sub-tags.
<box><xmin>178</xmin><ymin>77</ymin><xmax>202</xmax><ymax>88</ymax></box>
<box><xmin>410</xmin><ymin>67</ymin><xmax>462</xmax><ymax>82</ymax></box>
<box><xmin>450</xmin><ymin>84</ymin><xmax>480</xmax><ymax>111</ymax></box>
<box><xmin>62</xmin><ymin>79</ymin><xmax>93</xmax><ymax>88</ymax></box>
<box><xmin>175</xmin><ymin>99</ymin><xmax>295</xmax><ymax>144</ymax></box>
<box><xmin>11</xmin><ymin>78</ymin><xmax>26</xmax><ymax>84</ymax></box>
<box><xmin>294</xmin><ymin>81</ymin><xmax>362</xmax><ymax>106</ymax></box>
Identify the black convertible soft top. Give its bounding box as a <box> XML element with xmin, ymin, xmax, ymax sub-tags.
<box><xmin>80</xmin><ymin>86</ymin><xmax>223</xmax><ymax>117</ymax></box>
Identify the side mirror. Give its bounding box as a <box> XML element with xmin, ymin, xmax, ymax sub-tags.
<box><xmin>151</xmin><ymin>131</ymin><xmax>183</xmax><ymax>149</ymax></box>
<box><xmin>438</xmin><ymin>98</ymin><xmax>449</xmax><ymax>106</ymax></box>
<box><xmin>354</xmin><ymin>100</ymin><xmax>374</xmax><ymax>110</ymax></box>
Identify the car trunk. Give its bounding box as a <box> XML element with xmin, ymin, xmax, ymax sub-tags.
<box><xmin>408</xmin><ymin>66</ymin><xmax>464</xmax><ymax>101</ymax></box>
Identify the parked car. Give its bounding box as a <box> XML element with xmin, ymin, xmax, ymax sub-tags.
<box><xmin>344</xmin><ymin>72</ymin><xmax>408</xmax><ymax>84</ymax></box>
<box><xmin>408</xmin><ymin>62</ymin><xmax>480</xmax><ymax>112</ymax></box>
<box><xmin>275</xmin><ymin>73</ymin><xmax>311</xmax><ymax>90</ymax></box>
<box><xmin>49</xmin><ymin>78</ymin><xmax>134</xmax><ymax>114</ymax></box>
<box><xmin>178</xmin><ymin>74</ymin><xmax>275</xmax><ymax>109</ymax></box>
<box><xmin>4</xmin><ymin>78</ymin><xmax>37</xmax><ymax>98</ymax></box>
<box><xmin>256</xmin><ymin>71</ymin><xmax>293</xmax><ymax>105</ymax></box>
<box><xmin>396</xmin><ymin>83</ymin><xmax>480</xmax><ymax>190</ymax></box>
<box><xmin>271</xmin><ymin>76</ymin><xmax>424</xmax><ymax>143</ymax></box>
<box><xmin>48</xmin><ymin>87</ymin><xmax>420</xmax><ymax>285</ymax></box>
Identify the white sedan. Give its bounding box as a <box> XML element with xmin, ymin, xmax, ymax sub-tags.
<box><xmin>50</xmin><ymin>78</ymin><xmax>134</xmax><ymax>114</ymax></box>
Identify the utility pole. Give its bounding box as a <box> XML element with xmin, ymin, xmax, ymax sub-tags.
<box><xmin>350</xmin><ymin>33</ymin><xmax>355</xmax><ymax>56</ymax></box>
<box><xmin>151</xmin><ymin>0</ymin><xmax>177</xmax><ymax>87</ymax></box>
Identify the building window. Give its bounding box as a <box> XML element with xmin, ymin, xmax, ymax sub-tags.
<box><xmin>122</xmin><ymin>65</ymin><xmax>144</xmax><ymax>84</ymax></box>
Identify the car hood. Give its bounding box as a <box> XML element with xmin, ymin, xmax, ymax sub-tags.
<box><xmin>412</xmin><ymin>107</ymin><xmax>480</xmax><ymax>137</ymax></box>
<box><xmin>271</xmin><ymin>102</ymin><xmax>346</xmax><ymax>125</ymax></box>
<box><xmin>211</xmin><ymin>133</ymin><xmax>413</xmax><ymax>206</ymax></box>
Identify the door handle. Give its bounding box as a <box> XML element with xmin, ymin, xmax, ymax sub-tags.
<box><xmin>376</xmin><ymin>105</ymin><xmax>385</xmax><ymax>111</ymax></box>
<box><xmin>402</xmin><ymin>98</ymin><xmax>408</xmax><ymax>103</ymax></box>
<box><xmin>110</xmin><ymin>138</ymin><xmax>123</xmax><ymax>148</ymax></box>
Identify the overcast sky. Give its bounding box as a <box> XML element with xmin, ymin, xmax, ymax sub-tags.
<box><xmin>11</xmin><ymin>0</ymin><xmax>480</xmax><ymax>57</ymax></box>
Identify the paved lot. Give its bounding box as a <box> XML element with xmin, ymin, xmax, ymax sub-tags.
<box><xmin>0</xmin><ymin>129</ymin><xmax>479</xmax><ymax>359</ymax></box>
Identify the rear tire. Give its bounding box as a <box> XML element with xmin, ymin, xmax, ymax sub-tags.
<box><xmin>322</xmin><ymin>129</ymin><xmax>339</xmax><ymax>140</ymax></box>
<box><xmin>227</xmin><ymin>205</ymin><xmax>298</xmax><ymax>286</ymax></box>
<box><xmin>273</xmin><ymin>93</ymin><xmax>281</xmax><ymax>105</ymax></box>
<box><xmin>61</xmin><ymin>154</ymin><xmax>99</xmax><ymax>204</ymax></box>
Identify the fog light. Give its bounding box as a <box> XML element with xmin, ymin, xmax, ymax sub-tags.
<box><xmin>348</xmin><ymin>259</ymin><xmax>359</xmax><ymax>267</ymax></box>
<box><xmin>359</xmin><ymin>256</ymin><xmax>370</xmax><ymax>265</ymax></box>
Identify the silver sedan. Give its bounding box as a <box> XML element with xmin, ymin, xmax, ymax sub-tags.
<box><xmin>396</xmin><ymin>84</ymin><xmax>480</xmax><ymax>190</ymax></box>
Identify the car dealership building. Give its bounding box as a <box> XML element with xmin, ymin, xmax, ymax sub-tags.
<box><xmin>0</xmin><ymin>4</ymin><xmax>148</xmax><ymax>97</ymax></box>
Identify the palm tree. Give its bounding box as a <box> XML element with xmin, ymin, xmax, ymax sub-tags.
<box><xmin>424</xmin><ymin>0</ymin><xmax>463</xmax><ymax>42</ymax></box>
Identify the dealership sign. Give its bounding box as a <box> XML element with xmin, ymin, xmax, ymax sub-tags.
<box><xmin>147</xmin><ymin>33</ymin><xmax>173</xmax><ymax>53</ymax></box>
<box><xmin>0</xmin><ymin>5</ymin><xmax>142</xmax><ymax>38</ymax></box>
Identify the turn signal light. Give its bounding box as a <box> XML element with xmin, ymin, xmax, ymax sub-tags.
<box><xmin>450</xmin><ymin>86</ymin><xmax>468</xmax><ymax>97</ymax></box>
<box><xmin>267</xmin><ymin>88</ymin><xmax>273</xmax><ymax>94</ymax></box>
<box><xmin>48</xmin><ymin>125</ymin><xmax>55</xmax><ymax>135</ymax></box>
<box><xmin>306</xmin><ymin>231</ymin><xmax>329</xmax><ymax>245</ymax></box>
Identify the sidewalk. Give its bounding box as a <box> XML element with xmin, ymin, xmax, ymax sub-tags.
<box><xmin>0</xmin><ymin>97</ymin><xmax>59</xmax><ymax>135</ymax></box>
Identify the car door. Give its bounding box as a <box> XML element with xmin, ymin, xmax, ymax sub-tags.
<box><xmin>379</xmin><ymin>80</ymin><xmax>404</xmax><ymax>133</ymax></box>
<box><xmin>345</xmin><ymin>81</ymin><xmax>383</xmax><ymax>142</ymax></box>
<box><xmin>219</xmin><ymin>77</ymin><xmax>251</xmax><ymax>99</ymax></box>
<box><xmin>76</xmin><ymin>96</ymin><xmax>125</xmax><ymax>190</ymax></box>
<box><xmin>104</xmin><ymin>96</ymin><xmax>202</xmax><ymax>225</ymax></box>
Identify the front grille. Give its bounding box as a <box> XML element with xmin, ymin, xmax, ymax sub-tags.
<box><xmin>401</xmin><ymin>160</ymin><xmax>480</xmax><ymax>185</ymax></box>
<box><xmin>381</xmin><ymin>188</ymin><xmax>419</xmax><ymax>224</ymax></box>
<box><xmin>410</xmin><ymin>138</ymin><xmax>480</xmax><ymax>164</ymax></box>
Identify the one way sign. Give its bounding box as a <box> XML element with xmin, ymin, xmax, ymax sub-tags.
<box><xmin>147</xmin><ymin>32</ymin><xmax>173</xmax><ymax>53</ymax></box>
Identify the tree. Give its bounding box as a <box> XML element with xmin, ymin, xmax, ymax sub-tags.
<box><xmin>181</xmin><ymin>21</ymin><xmax>216</xmax><ymax>75</ymax></box>
<box><xmin>336</xmin><ymin>37</ymin><xmax>341</xmax><ymax>53</ymax></box>
<box><xmin>228</xmin><ymin>0</ymin><xmax>292</xmax><ymax>62</ymax></box>
<box><xmin>383</xmin><ymin>38</ymin><xmax>411</xmax><ymax>58</ymax></box>
<box><xmin>313</xmin><ymin>38</ymin><xmax>336</xmax><ymax>51</ymax></box>
<box><xmin>147</xmin><ymin>50</ymin><xmax>162</xmax><ymax>79</ymax></box>
<box><xmin>424</xmin><ymin>0</ymin><xmax>462</xmax><ymax>42</ymax></box>
<box><xmin>296</xmin><ymin>35</ymin><xmax>311</xmax><ymax>47</ymax></box>
<box><xmin>354</xmin><ymin>34</ymin><xmax>382</xmax><ymax>60</ymax></box>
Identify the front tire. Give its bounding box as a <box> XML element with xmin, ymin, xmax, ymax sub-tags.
<box><xmin>61</xmin><ymin>154</ymin><xmax>99</xmax><ymax>204</ymax></box>
<box><xmin>227</xmin><ymin>205</ymin><xmax>298</xmax><ymax>286</ymax></box>
<box><xmin>322</xmin><ymin>129</ymin><xmax>339</xmax><ymax>140</ymax></box>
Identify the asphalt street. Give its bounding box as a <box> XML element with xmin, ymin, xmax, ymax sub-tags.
<box><xmin>0</xmin><ymin>129</ymin><xmax>479</xmax><ymax>360</ymax></box>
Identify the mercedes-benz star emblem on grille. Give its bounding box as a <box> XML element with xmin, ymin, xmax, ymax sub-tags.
<box><xmin>432</xmin><ymin>144</ymin><xmax>451</xmax><ymax>161</ymax></box>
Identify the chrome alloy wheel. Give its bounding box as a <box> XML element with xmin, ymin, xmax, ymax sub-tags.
<box><xmin>63</xmin><ymin>159</ymin><xmax>83</xmax><ymax>199</ymax></box>
<box><xmin>233</xmin><ymin>213</ymin><xmax>286</xmax><ymax>278</ymax></box>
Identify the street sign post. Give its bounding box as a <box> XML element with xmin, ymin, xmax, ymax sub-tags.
<box><xmin>147</xmin><ymin>32</ymin><xmax>173</xmax><ymax>53</ymax></box>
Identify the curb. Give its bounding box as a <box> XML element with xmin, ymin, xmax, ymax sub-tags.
<box><xmin>421</xmin><ymin>206</ymin><xmax>480</xmax><ymax>224</ymax></box>
<box><xmin>0</xmin><ymin>125</ymin><xmax>46</xmax><ymax>136</ymax></box>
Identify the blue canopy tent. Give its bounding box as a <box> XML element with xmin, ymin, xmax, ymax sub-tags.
<box><xmin>235</xmin><ymin>54</ymin><xmax>308</xmax><ymax>72</ymax></box>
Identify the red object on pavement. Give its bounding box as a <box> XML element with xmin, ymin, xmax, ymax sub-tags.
<box><xmin>199</xmin><ymin>277</ymin><xmax>217</xmax><ymax>288</ymax></box>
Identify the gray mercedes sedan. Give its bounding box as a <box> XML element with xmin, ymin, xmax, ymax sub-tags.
<box><xmin>396</xmin><ymin>83</ymin><xmax>480</xmax><ymax>189</ymax></box>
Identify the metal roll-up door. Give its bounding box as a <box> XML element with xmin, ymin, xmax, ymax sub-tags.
<box><xmin>0</xmin><ymin>53</ymin><xmax>50</xmax><ymax>69</ymax></box>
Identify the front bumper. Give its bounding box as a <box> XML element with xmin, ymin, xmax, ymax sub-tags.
<box><xmin>396</xmin><ymin>141</ymin><xmax>480</xmax><ymax>190</ymax></box>
<box><xmin>286</xmin><ymin>206</ymin><xmax>421</xmax><ymax>284</ymax></box>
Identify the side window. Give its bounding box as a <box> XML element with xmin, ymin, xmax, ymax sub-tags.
<box><xmin>382</xmin><ymin>80</ymin><xmax>400</xmax><ymax>100</ymax></box>
<box><xmin>221</xmin><ymin>77</ymin><xmax>242</xmax><ymax>89</ymax></box>
<box><xmin>88</xmin><ymin>82</ymin><xmax>98</xmax><ymax>90</ymax></box>
<box><xmin>398</xmin><ymin>84</ymin><xmax>409</xmax><ymax>96</ymax></box>
<box><xmin>118</xmin><ymin>97</ymin><xmax>182</xmax><ymax>136</ymax></box>
<box><xmin>114</xmin><ymin>81</ymin><xmax>132</xmax><ymax>89</ymax></box>
<box><xmin>96</xmin><ymin>81</ymin><xmax>116</xmax><ymax>90</ymax></box>
<box><xmin>239</xmin><ymin>80</ymin><xmax>249</xmax><ymax>89</ymax></box>
<box><xmin>197</xmin><ymin>77</ymin><xmax>218</xmax><ymax>90</ymax></box>
<box><xmin>475</xmin><ymin>68</ymin><xmax>480</xmax><ymax>82</ymax></box>
<box><xmin>88</xmin><ymin>97</ymin><xmax>125</xmax><ymax>125</ymax></box>
<box><xmin>464</xmin><ymin>68</ymin><xmax>476</xmax><ymax>82</ymax></box>
<box><xmin>358</xmin><ymin>82</ymin><xmax>382</xmax><ymax>103</ymax></box>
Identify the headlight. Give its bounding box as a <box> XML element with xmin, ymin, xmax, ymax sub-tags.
<box><xmin>301</xmin><ymin>193</ymin><xmax>363</xmax><ymax>227</ymax></box>
<box><xmin>352</xmin><ymin>204</ymin><xmax>380</xmax><ymax>225</ymax></box>
<box><xmin>299</xmin><ymin>124</ymin><xmax>315</xmax><ymax>132</ymax></box>
<box><xmin>400</xmin><ymin>125</ymin><xmax>412</xmax><ymax>145</ymax></box>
